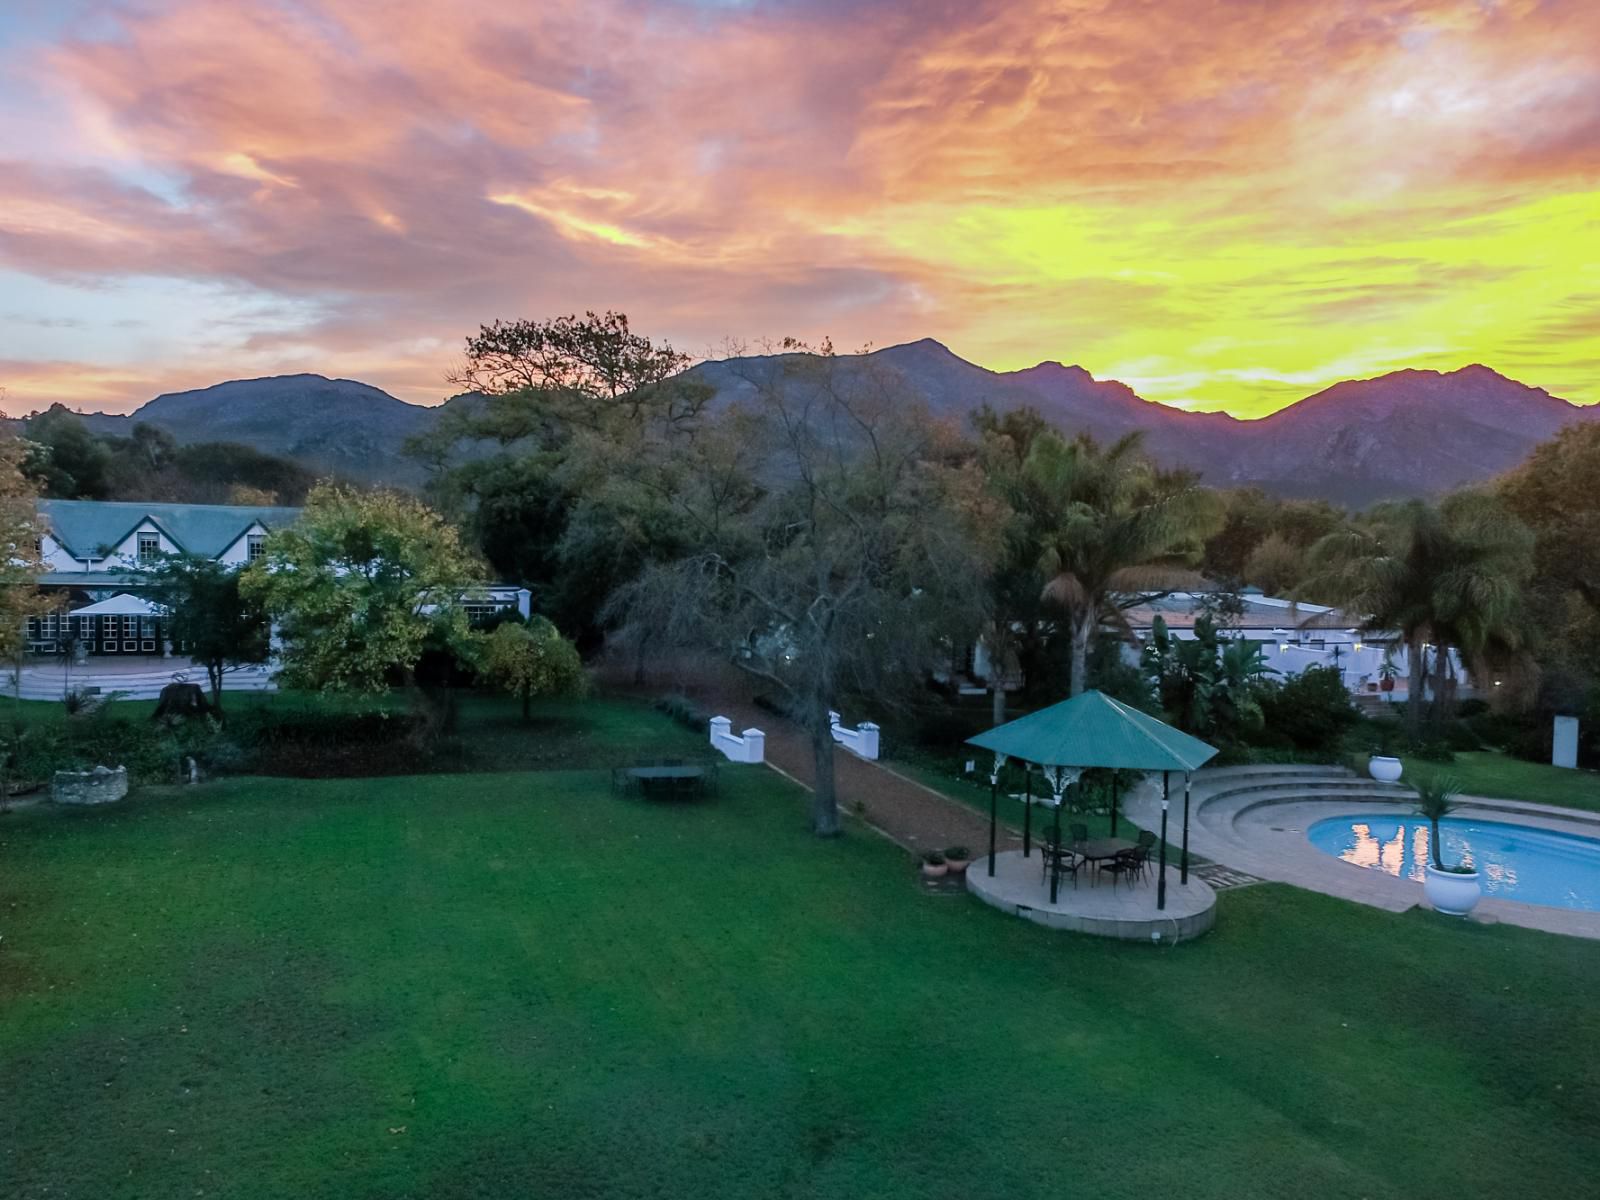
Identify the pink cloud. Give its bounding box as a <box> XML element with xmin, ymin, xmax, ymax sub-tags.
<box><xmin>1</xmin><ymin>0</ymin><xmax>1597</xmax><ymax>413</ymax></box>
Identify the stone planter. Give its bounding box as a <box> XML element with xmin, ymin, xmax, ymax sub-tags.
<box><xmin>1424</xmin><ymin>864</ymin><xmax>1482</xmax><ymax>916</ymax></box>
<box><xmin>944</xmin><ymin>855</ymin><xmax>970</xmax><ymax>876</ymax></box>
<box><xmin>51</xmin><ymin>765</ymin><xmax>128</xmax><ymax>806</ymax></box>
<box><xmin>1368</xmin><ymin>755</ymin><xmax>1403</xmax><ymax>783</ymax></box>
<box><xmin>920</xmin><ymin>858</ymin><xmax>948</xmax><ymax>879</ymax></box>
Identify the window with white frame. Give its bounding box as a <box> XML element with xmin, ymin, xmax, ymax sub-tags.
<box><xmin>247</xmin><ymin>533</ymin><xmax>266</xmax><ymax>562</ymax></box>
<box><xmin>138</xmin><ymin>531</ymin><xmax>160</xmax><ymax>562</ymax></box>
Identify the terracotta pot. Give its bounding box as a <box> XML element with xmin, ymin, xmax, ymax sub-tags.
<box><xmin>921</xmin><ymin>860</ymin><xmax>948</xmax><ymax>878</ymax></box>
<box><xmin>944</xmin><ymin>857</ymin><xmax>970</xmax><ymax>875</ymax></box>
<box><xmin>1380</xmin><ymin>676</ymin><xmax>1396</xmax><ymax>693</ymax></box>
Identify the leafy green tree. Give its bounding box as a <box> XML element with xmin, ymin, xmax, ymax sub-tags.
<box><xmin>1025</xmin><ymin>431</ymin><xmax>1220</xmax><ymax>696</ymax></box>
<box><xmin>409</xmin><ymin>312</ymin><xmax>709</xmax><ymax>649</ymax></box>
<box><xmin>129</xmin><ymin>554</ymin><xmax>270</xmax><ymax>712</ymax></box>
<box><xmin>0</xmin><ymin>435</ymin><xmax>52</xmax><ymax>668</ymax></box>
<box><xmin>1303</xmin><ymin>492</ymin><xmax>1533</xmax><ymax>738</ymax></box>
<box><xmin>242</xmin><ymin>485</ymin><xmax>483</xmax><ymax>698</ymax></box>
<box><xmin>1499</xmin><ymin>423</ymin><xmax>1600</xmax><ymax>618</ymax></box>
<box><xmin>23</xmin><ymin>405</ymin><xmax>112</xmax><ymax>498</ymax></box>
<box><xmin>1142</xmin><ymin>614</ymin><xmax>1274</xmax><ymax>741</ymax></box>
<box><xmin>479</xmin><ymin>617</ymin><xmax>586</xmax><ymax>720</ymax></box>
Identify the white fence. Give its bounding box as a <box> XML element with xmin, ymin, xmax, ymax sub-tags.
<box><xmin>6</xmin><ymin>663</ymin><xmax>278</xmax><ymax>702</ymax></box>
<box><xmin>709</xmin><ymin>716</ymin><xmax>765</xmax><ymax>764</ymax></box>
<box><xmin>829</xmin><ymin>710</ymin><xmax>880</xmax><ymax>760</ymax></box>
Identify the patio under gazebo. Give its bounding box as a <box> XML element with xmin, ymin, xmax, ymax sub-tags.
<box><xmin>963</xmin><ymin>690</ymin><xmax>1222</xmax><ymax>941</ymax></box>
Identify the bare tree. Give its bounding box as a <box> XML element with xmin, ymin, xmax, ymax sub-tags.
<box><xmin>608</xmin><ymin>343</ymin><xmax>990</xmax><ymax>836</ymax></box>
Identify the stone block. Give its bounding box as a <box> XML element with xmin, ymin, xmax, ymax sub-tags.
<box><xmin>51</xmin><ymin>765</ymin><xmax>129</xmax><ymax>806</ymax></box>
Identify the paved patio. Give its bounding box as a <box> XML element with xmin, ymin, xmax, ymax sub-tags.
<box><xmin>1123</xmin><ymin>767</ymin><xmax>1600</xmax><ymax>940</ymax></box>
<box><xmin>967</xmin><ymin>848</ymin><xmax>1216</xmax><ymax>941</ymax></box>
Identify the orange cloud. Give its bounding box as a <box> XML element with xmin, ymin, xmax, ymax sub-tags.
<box><xmin>1</xmin><ymin>0</ymin><xmax>1597</xmax><ymax>415</ymax></box>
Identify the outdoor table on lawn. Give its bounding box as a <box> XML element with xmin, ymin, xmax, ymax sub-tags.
<box><xmin>625</xmin><ymin>764</ymin><xmax>707</xmax><ymax>799</ymax></box>
<box><xmin>1072</xmin><ymin>837</ymin><xmax>1136</xmax><ymax>884</ymax></box>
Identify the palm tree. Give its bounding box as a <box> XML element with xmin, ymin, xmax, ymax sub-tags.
<box><xmin>1024</xmin><ymin>431</ymin><xmax>1218</xmax><ymax>696</ymax></box>
<box><xmin>1413</xmin><ymin>771</ymin><xmax>1464</xmax><ymax>870</ymax></box>
<box><xmin>1303</xmin><ymin>493</ymin><xmax>1532</xmax><ymax>739</ymax></box>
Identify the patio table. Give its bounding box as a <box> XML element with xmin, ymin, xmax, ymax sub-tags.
<box><xmin>1072</xmin><ymin>836</ymin><xmax>1136</xmax><ymax>885</ymax></box>
<box><xmin>1073</xmin><ymin>837</ymin><xmax>1136</xmax><ymax>864</ymax></box>
<box><xmin>624</xmin><ymin>764</ymin><xmax>708</xmax><ymax>798</ymax></box>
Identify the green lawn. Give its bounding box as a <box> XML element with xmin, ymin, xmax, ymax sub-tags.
<box><xmin>3</xmin><ymin>715</ymin><xmax>1598</xmax><ymax>1197</ymax></box>
<box><xmin>1403</xmin><ymin>750</ymin><xmax>1600</xmax><ymax>813</ymax></box>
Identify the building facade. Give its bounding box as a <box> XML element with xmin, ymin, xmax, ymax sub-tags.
<box><xmin>25</xmin><ymin>499</ymin><xmax>530</xmax><ymax>659</ymax></box>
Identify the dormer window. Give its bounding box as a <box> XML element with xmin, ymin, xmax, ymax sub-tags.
<box><xmin>247</xmin><ymin>533</ymin><xmax>266</xmax><ymax>563</ymax></box>
<box><xmin>137</xmin><ymin>532</ymin><xmax>160</xmax><ymax>563</ymax></box>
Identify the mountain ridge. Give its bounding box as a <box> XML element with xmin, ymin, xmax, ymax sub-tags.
<box><xmin>28</xmin><ymin>343</ymin><xmax>1598</xmax><ymax>504</ymax></box>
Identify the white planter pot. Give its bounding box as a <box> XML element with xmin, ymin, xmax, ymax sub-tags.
<box><xmin>1424</xmin><ymin>864</ymin><xmax>1482</xmax><ymax>916</ymax></box>
<box><xmin>1368</xmin><ymin>755</ymin><xmax>1403</xmax><ymax>783</ymax></box>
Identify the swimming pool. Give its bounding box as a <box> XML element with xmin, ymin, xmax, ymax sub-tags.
<box><xmin>1307</xmin><ymin>813</ymin><xmax>1600</xmax><ymax>912</ymax></box>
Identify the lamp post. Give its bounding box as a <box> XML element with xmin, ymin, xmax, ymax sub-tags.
<box><xmin>1157</xmin><ymin>773</ymin><xmax>1170</xmax><ymax>911</ymax></box>
<box><xmin>1180</xmin><ymin>772</ymin><xmax>1191</xmax><ymax>885</ymax></box>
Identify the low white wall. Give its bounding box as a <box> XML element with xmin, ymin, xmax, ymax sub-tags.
<box><xmin>828</xmin><ymin>710</ymin><xmax>880</xmax><ymax>760</ymax></box>
<box><xmin>709</xmin><ymin>716</ymin><xmax>765</xmax><ymax>764</ymax></box>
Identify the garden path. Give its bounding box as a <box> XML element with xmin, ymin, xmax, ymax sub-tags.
<box><xmin>712</xmin><ymin>700</ymin><xmax>1023</xmax><ymax>856</ymax></box>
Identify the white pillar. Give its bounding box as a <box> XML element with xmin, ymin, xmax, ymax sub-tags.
<box><xmin>858</xmin><ymin>722</ymin><xmax>880</xmax><ymax>760</ymax></box>
<box><xmin>1553</xmin><ymin>715</ymin><xmax>1579</xmax><ymax>769</ymax></box>
<box><xmin>741</xmin><ymin>728</ymin><xmax>765</xmax><ymax>764</ymax></box>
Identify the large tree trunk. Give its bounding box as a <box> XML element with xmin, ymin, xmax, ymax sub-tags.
<box><xmin>991</xmin><ymin>683</ymin><xmax>1007</xmax><ymax>727</ymax></box>
<box><xmin>1405</xmin><ymin>632</ymin><xmax>1426</xmax><ymax>742</ymax></box>
<box><xmin>809</xmin><ymin>695</ymin><xmax>842</xmax><ymax>837</ymax></box>
<box><xmin>1068</xmin><ymin>610</ymin><xmax>1092</xmax><ymax>697</ymax></box>
<box><xmin>1429</xmin><ymin>644</ymin><xmax>1452</xmax><ymax>734</ymax></box>
<box><xmin>207</xmin><ymin>660</ymin><xmax>224</xmax><ymax>715</ymax></box>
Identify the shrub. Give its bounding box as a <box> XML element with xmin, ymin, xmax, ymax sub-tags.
<box><xmin>944</xmin><ymin>845</ymin><xmax>971</xmax><ymax>861</ymax></box>
<box><xmin>1256</xmin><ymin>666</ymin><xmax>1359</xmax><ymax>754</ymax></box>
<box><xmin>654</xmin><ymin>693</ymin><xmax>709</xmax><ymax>733</ymax></box>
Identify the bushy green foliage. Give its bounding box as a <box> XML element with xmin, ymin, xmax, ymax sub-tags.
<box><xmin>1142</xmin><ymin>614</ymin><xmax>1274</xmax><ymax>743</ymax></box>
<box><xmin>477</xmin><ymin>617</ymin><xmax>586</xmax><ymax>720</ymax></box>
<box><xmin>243</xmin><ymin>484</ymin><xmax>483</xmax><ymax>694</ymax></box>
<box><xmin>653</xmin><ymin>693</ymin><xmax>709</xmax><ymax>732</ymax></box>
<box><xmin>1257</xmin><ymin>665</ymin><xmax>1359</xmax><ymax>753</ymax></box>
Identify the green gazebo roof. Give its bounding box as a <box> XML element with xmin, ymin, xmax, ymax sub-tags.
<box><xmin>966</xmin><ymin>690</ymin><xmax>1218</xmax><ymax>773</ymax></box>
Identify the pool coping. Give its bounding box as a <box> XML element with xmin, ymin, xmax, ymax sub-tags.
<box><xmin>1124</xmin><ymin>779</ymin><xmax>1600</xmax><ymax>941</ymax></box>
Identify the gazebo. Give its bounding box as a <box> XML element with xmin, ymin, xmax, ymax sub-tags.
<box><xmin>967</xmin><ymin>690</ymin><xmax>1218</xmax><ymax>908</ymax></box>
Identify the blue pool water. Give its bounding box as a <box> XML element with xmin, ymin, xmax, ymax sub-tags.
<box><xmin>1307</xmin><ymin>814</ymin><xmax>1600</xmax><ymax>912</ymax></box>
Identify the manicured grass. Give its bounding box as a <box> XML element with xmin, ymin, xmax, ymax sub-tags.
<box><xmin>4</xmin><ymin>739</ymin><xmax>1598</xmax><ymax>1197</ymax></box>
<box><xmin>1403</xmin><ymin>750</ymin><xmax>1600</xmax><ymax>813</ymax></box>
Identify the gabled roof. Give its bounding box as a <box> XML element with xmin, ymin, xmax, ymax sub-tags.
<box><xmin>967</xmin><ymin>689</ymin><xmax>1218</xmax><ymax>772</ymax></box>
<box><xmin>38</xmin><ymin>500</ymin><xmax>301</xmax><ymax>560</ymax></box>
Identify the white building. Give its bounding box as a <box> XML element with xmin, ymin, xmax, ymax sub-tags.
<box><xmin>1118</xmin><ymin>589</ymin><xmax>1466</xmax><ymax>700</ymax></box>
<box><xmin>25</xmin><ymin>499</ymin><xmax>530</xmax><ymax>659</ymax></box>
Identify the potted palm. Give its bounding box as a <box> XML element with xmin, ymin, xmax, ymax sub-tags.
<box><xmin>920</xmin><ymin>850</ymin><xmax>948</xmax><ymax>879</ymax></box>
<box><xmin>1414</xmin><ymin>772</ymin><xmax>1480</xmax><ymax>915</ymax></box>
<box><xmin>943</xmin><ymin>845</ymin><xmax>972</xmax><ymax>875</ymax></box>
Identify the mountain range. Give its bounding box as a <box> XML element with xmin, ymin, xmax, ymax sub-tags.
<box><xmin>56</xmin><ymin>340</ymin><xmax>1598</xmax><ymax>505</ymax></box>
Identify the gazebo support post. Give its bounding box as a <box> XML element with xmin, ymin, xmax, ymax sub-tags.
<box><xmin>1023</xmin><ymin>770</ymin><xmax>1032</xmax><ymax>857</ymax></box>
<box><xmin>1050</xmin><ymin>796</ymin><xmax>1064</xmax><ymax>904</ymax></box>
<box><xmin>987</xmin><ymin>777</ymin><xmax>998</xmax><ymax>877</ymax></box>
<box><xmin>1109</xmin><ymin>773</ymin><xmax>1119</xmax><ymax>836</ymax></box>
<box><xmin>986</xmin><ymin>753</ymin><xmax>1007</xmax><ymax>877</ymax></box>
<box><xmin>1158</xmin><ymin>774</ymin><xmax>1170</xmax><ymax>911</ymax></box>
<box><xmin>1181</xmin><ymin>772</ymin><xmax>1192</xmax><ymax>885</ymax></box>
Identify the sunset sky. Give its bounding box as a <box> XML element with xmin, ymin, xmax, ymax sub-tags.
<box><xmin>2</xmin><ymin>0</ymin><xmax>1598</xmax><ymax>417</ymax></box>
